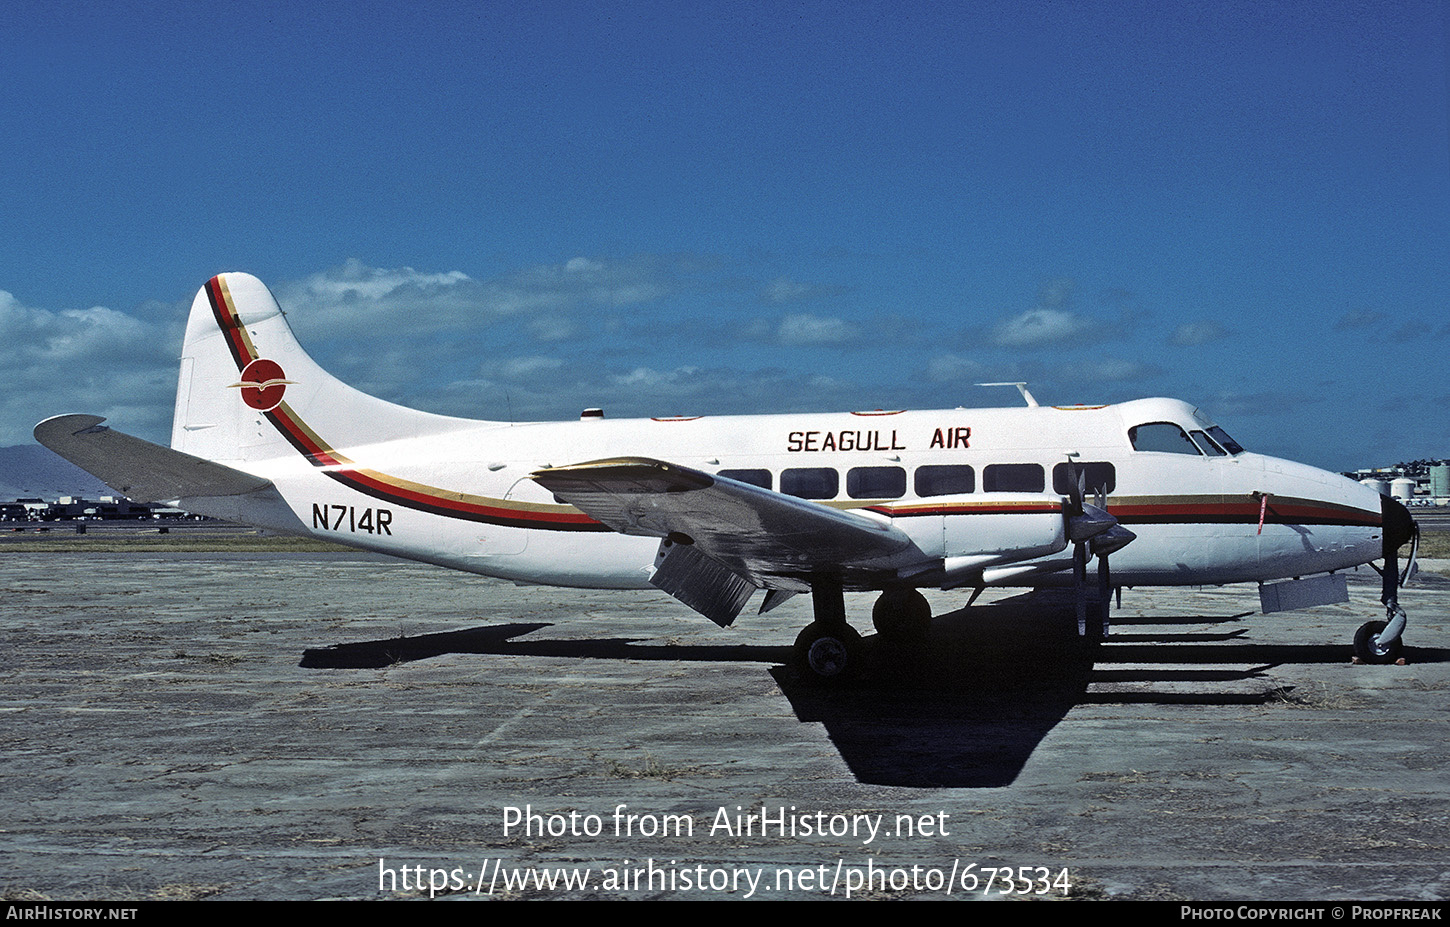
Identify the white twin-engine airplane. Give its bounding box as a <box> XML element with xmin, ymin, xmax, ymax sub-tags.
<box><xmin>36</xmin><ymin>273</ymin><xmax>1420</xmax><ymax>683</ymax></box>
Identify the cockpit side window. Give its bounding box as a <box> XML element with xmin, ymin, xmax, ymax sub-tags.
<box><xmin>1189</xmin><ymin>430</ymin><xmax>1227</xmax><ymax>456</ymax></box>
<box><xmin>1205</xmin><ymin>426</ymin><xmax>1244</xmax><ymax>455</ymax></box>
<box><xmin>1129</xmin><ymin>422</ymin><xmax>1201</xmax><ymax>455</ymax></box>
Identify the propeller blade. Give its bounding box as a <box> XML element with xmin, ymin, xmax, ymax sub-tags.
<box><xmin>1064</xmin><ymin>458</ymin><xmax>1085</xmax><ymax>517</ymax></box>
<box><xmin>1097</xmin><ymin>550</ymin><xmax>1112</xmax><ymax>638</ymax></box>
<box><xmin>1074</xmin><ymin>539</ymin><xmax>1088</xmax><ymax>635</ymax></box>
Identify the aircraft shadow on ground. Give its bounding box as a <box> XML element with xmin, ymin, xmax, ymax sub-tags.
<box><xmin>298</xmin><ymin>589</ymin><xmax>1447</xmax><ymax>789</ymax></box>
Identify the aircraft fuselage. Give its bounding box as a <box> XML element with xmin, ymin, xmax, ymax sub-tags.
<box><xmin>213</xmin><ymin>397</ymin><xmax>1384</xmax><ymax>592</ymax></box>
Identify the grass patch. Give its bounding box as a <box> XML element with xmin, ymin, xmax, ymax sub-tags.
<box><xmin>1271</xmin><ymin>682</ymin><xmax>1357</xmax><ymax>710</ymax></box>
<box><xmin>603</xmin><ymin>754</ymin><xmax>688</xmax><ymax>780</ymax></box>
<box><xmin>1416</xmin><ymin>527</ymin><xmax>1450</xmax><ymax>559</ymax></box>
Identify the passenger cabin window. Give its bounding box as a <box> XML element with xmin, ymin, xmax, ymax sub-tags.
<box><xmin>781</xmin><ymin>467</ymin><xmax>839</xmax><ymax>500</ymax></box>
<box><xmin>983</xmin><ymin>463</ymin><xmax>1045</xmax><ymax>493</ymax></box>
<box><xmin>915</xmin><ymin>464</ymin><xmax>974</xmax><ymax>497</ymax></box>
<box><xmin>717</xmin><ymin>468</ymin><xmax>771</xmax><ymax>489</ymax></box>
<box><xmin>1052</xmin><ymin>462</ymin><xmax>1116</xmax><ymax>496</ymax></box>
<box><xmin>846</xmin><ymin>466</ymin><xmax>906</xmax><ymax>499</ymax></box>
<box><xmin>1129</xmin><ymin>422</ymin><xmax>1201</xmax><ymax>455</ymax></box>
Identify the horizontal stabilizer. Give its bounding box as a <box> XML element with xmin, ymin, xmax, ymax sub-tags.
<box><xmin>34</xmin><ymin>414</ymin><xmax>272</xmax><ymax>504</ymax></box>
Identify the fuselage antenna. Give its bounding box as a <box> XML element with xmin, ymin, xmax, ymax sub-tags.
<box><xmin>976</xmin><ymin>382</ymin><xmax>1040</xmax><ymax>408</ymax></box>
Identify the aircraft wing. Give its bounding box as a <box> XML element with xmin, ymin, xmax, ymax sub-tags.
<box><xmin>34</xmin><ymin>414</ymin><xmax>273</xmax><ymax>504</ymax></box>
<box><xmin>532</xmin><ymin>457</ymin><xmax>920</xmax><ymax>622</ymax></box>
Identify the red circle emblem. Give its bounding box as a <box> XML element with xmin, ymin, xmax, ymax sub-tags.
<box><xmin>238</xmin><ymin>358</ymin><xmax>288</xmax><ymax>411</ymax></box>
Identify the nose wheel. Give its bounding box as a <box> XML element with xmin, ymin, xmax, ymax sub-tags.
<box><xmin>1354</xmin><ymin>621</ymin><xmax>1401</xmax><ymax>664</ymax></box>
<box><xmin>1354</xmin><ymin>606</ymin><xmax>1407</xmax><ymax>665</ymax></box>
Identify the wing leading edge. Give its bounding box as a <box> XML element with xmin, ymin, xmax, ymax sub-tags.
<box><xmin>531</xmin><ymin>457</ymin><xmax>924</xmax><ymax>624</ymax></box>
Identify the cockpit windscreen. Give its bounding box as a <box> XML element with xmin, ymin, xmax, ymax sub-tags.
<box><xmin>1130</xmin><ymin>421</ymin><xmax>1244</xmax><ymax>456</ymax></box>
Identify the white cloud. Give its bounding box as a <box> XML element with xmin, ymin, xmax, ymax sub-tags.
<box><xmin>509</xmin><ymin>256</ymin><xmax>670</xmax><ymax>309</ymax></box>
<box><xmin>0</xmin><ymin>294</ymin><xmax>154</xmax><ymax>362</ymax></box>
<box><xmin>290</xmin><ymin>258</ymin><xmax>470</xmax><ymax>303</ymax></box>
<box><xmin>565</xmin><ymin>257</ymin><xmax>604</xmax><ymax>274</ymax></box>
<box><xmin>1169</xmin><ymin>321</ymin><xmax>1229</xmax><ymax>346</ymax></box>
<box><xmin>528</xmin><ymin>316</ymin><xmax>578</xmax><ymax>342</ymax></box>
<box><xmin>276</xmin><ymin>256</ymin><xmax>676</xmax><ymax>342</ymax></box>
<box><xmin>764</xmin><ymin>277</ymin><xmax>812</xmax><ymax>303</ymax></box>
<box><xmin>1198</xmin><ymin>390</ymin><xmax>1313</xmax><ymax>418</ymax></box>
<box><xmin>0</xmin><ymin>256</ymin><xmax>863</xmax><ymax>446</ymax></box>
<box><xmin>609</xmin><ymin>366</ymin><xmax>702</xmax><ymax>390</ymax></box>
<box><xmin>0</xmin><ymin>290</ymin><xmax>176</xmax><ymax>445</ymax></box>
<box><xmin>776</xmin><ymin>313</ymin><xmax>859</xmax><ymax>346</ymax></box>
<box><xmin>992</xmin><ymin>308</ymin><xmax>1095</xmax><ymax>347</ymax></box>
<box><xmin>1060</xmin><ymin>359</ymin><xmax>1162</xmax><ymax>382</ymax></box>
<box><xmin>926</xmin><ymin>354</ymin><xmax>987</xmax><ymax>383</ymax></box>
<box><xmin>1038</xmin><ymin>278</ymin><xmax>1076</xmax><ymax>308</ymax></box>
<box><xmin>436</xmin><ymin>358</ymin><xmax>885</xmax><ymax>424</ymax></box>
<box><xmin>759</xmin><ymin>275</ymin><xmax>848</xmax><ymax>306</ymax></box>
<box><xmin>496</xmin><ymin>356</ymin><xmax>565</xmax><ymax>380</ymax></box>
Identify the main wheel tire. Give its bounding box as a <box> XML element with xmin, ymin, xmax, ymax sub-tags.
<box><xmin>871</xmin><ymin>589</ymin><xmax>931</xmax><ymax>640</ymax></box>
<box><xmin>793</xmin><ymin>622</ymin><xmax>863</xmax><ymax>684</ymax></box>
<box><xmin>1354</xmin><ymin>620</ymin><xmax>1402</xmax><ymax>664</ymax></box>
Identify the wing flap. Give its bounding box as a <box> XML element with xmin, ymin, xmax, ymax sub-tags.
<box><xmin>532</xmin><ymin>457</ymin><xmax>918</xmax><ymax>585</ymax></box>
<box><xmin>34</xmin><ymin>414</ymin><xmax>273</xmax><ymax>504</ymax></box>
<box><xmin>650</xmin><ymin>540</ymin><xmax>759</xmax><ymax>627</ymax></box>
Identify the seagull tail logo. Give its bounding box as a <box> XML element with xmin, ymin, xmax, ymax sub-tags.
<box><xmin>228</xmin><ymin>358</ymin><xmax>294</xmax><ymax>412</ymax></box>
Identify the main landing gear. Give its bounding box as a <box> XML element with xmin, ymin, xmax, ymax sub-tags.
<box><xmin>792</xmin><ymin>582</ymin><xmax>932</xmax><ymax>685</ymax></box>
<box><xmin>871</xmin><ymin>588</ymin><xmax>932</xmax><ymax>641</ymax></box>
<box><xmin>792</xmin><ymin>580</ymin><xmax>861</xmax><ymax>685</ymax></box>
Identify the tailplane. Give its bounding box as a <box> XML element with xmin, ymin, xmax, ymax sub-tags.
<box><xmin>34</xmin><ymin>414</ymin><xmax>272</xmax><ymax>504</ymax></box>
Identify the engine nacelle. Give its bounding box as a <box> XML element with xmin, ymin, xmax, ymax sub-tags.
<box><xmin>877</xmin><ymin>493</ymin><xmax>1070</xmax><ymax>587</ymax></box>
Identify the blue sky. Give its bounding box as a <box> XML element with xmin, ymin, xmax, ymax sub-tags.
<box><xmin>2</xmin><ymin>0</ymin><xmax>1446</xmax><ymax>471</ymax></box>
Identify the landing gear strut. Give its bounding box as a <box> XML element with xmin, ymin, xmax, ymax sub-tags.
<box><xmin>1357</xmin><ymin>494</ymin><xmax>1417</xmax><ymax>665</ymax></box>
<box><xmin>792</xmin><ymin>579</ymin><xmax>863</xmax><ymax>685</ymax></box>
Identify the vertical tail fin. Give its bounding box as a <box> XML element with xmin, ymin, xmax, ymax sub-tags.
<box><xmin>170</xmin><ymin>273</ymin><xmax>474</xmax><ymax>465</ymax></box>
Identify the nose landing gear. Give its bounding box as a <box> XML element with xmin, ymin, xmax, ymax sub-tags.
<box><xmin>1357</xmin><ymin>494</ymin><xmax>1417</xmax><ymax>665</ymax></box>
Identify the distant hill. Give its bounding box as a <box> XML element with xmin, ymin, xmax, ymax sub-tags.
<box><xmin>0</xmin><ymin>444</ymin><xmax>111</xmax><ymax>500</ymax></box>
